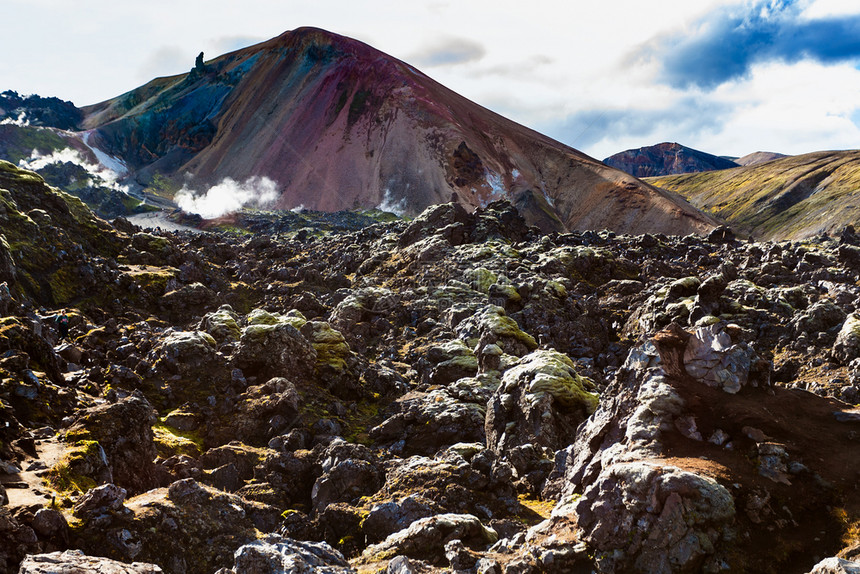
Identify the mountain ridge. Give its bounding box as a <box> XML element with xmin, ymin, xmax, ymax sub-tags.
<box><xmin>646</xmin><ymin>149</ymin><xmax>860</xmax><ymax>239</ymax></box>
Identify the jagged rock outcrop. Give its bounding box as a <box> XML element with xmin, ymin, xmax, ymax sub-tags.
<box><xmin>1</xmin><ymin>189</ymin><xmax>860</xmax><ymax>574</ymax></box>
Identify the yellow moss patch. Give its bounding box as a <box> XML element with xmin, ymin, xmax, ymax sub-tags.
<box><xmin>153</xmin><ymin>422</ymin><xmax>203</xmax><ymax>458</ymax></box>
<box><xmin>517</xmin><ymin>494</ymin><xmax>557</xmax><ymax>524</ymax></box>
<box><xmin>833</xmin><ymin>507</ymin><xmax>860</xmax><ymax>548</ymax></box>
<box><xmin>45</xmin><ymin>440</ymin><xmax>102</xmax><ymax>495</ymax></box>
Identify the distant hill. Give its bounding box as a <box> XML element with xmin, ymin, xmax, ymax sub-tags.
<box><xmin>734</xmin><ymin>151</ymin><xmax>789</xmax><ymax>166</ymax></box>
<box><xmin>603</xmin><ymin>142</ymin><xmax>739</xmax><ymax>178</ymax></box>
<box><xmin>646</xmin><ymin>150</ymin><xmax>860</xmax><ymax>239</ymax></box>
<box><xmin>73</xmin><ymin>27</ymin><xmax>716</xmax><ymax>236</ymax></box>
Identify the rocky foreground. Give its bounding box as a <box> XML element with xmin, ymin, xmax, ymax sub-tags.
<box><xmin>1</xmin><ymin>160</ymin><xmax>859</xmax><ymax>573</ymax></box>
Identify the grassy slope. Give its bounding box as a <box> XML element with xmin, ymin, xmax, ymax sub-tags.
<box><xmin>646</xmin><ymin>150</ymin><xmax>860</xmax><ymax>240</ymax></box>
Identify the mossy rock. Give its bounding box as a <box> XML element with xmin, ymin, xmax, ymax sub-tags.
<box><xmin>544</xmin><ymin>280</ymin><xmax>567</xmax><ymax>299</ymax></box>
<box><xmin>130</xmin><ymin>232</ymin><xmax>171</xmax><ymax>254</ymax></box>
<box><xmin>200</xmin><ymin>306</ymin><xmax>242</xmax><ymax>342</ymax></box>
<box><xmin>503</xmin><ymin>349</ymin><xmax>599</xmax><ymax>414</ymax></box>
<box><xmin>153</xmin><ymin>422</ymin><xmax>203</xmax><ymax>458</ymax></box>
<box><xmin>667</xmin><ymin>276</ymin><xmax>702</xmax><ymax>298</ymax></box>
<box><xmin>46</xmin><ymin>439</ymin><xmax>108</xmax><ymax>495</ymax></box>
<box><xmin>246</xmin><ymin>308</ymin><xmax>281</xmax><ymax>326</ymax></box>
<box><xmin>301</xmin><ymin>320</ymin><xmax>351</xmax><ymax>372</ymax></box>
<box><xmin>467</xmin><ymin>267</ymin><xmax>498</xmax><ymax>293</ymax></box>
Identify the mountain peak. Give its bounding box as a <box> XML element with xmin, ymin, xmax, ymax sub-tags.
<box><xmin>604</xmin><ymin>142</ymin><xmax>739</xmax><ymax>178</ymax></box>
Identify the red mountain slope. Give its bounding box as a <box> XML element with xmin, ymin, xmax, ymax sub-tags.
<box><xmin>81</xmin><ymin>27</ymin><xmax>717</xmax><ymax>235</ymax></box>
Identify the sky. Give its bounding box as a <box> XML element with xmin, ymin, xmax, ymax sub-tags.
<box><xmin>2</xmin><ymin>0</ymin><xmax>860</xmax><ymax>160</ymax></box>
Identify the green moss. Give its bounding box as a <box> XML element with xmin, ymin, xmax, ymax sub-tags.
<box><xmin>143</xmin><ymin>173</ymin><xmax>181</xmax><ymax>200</ymax></box>
<box><xmin>468</xmin><ymin>267</ymin><xmax>498</xmax><ymax>293</ymax></box>
<box><xmin>517</xmin><ymin>493</ymin><xmax>557</xmax><ymax>525</ymax></box>
<box><xmin>204</xmin><ymin>308</ymin><xmax>242</xmax><ymax>340</ymax></box>
<box><xmin>485</xmin><ymin>311</ymin><xmax>538</xmax><ymax>350</ymax></box>
<box><xmin>491</xmin><ymin>282</ymin><xmax>521</xmax><ymax>303</ymax></box>
<box><xmin>153</xmin><ymin>422</ymin><xmax>204</xmax><ymax>458</ymax></box>
<box><xmin>647</xmin><ymin>151</ymin><xmax>860</xmax><ymax>239</ymax></box>
<box><xmin>545</xmin><ymin>280</ymin><xmax>567</xmax><ymax>299</ymax></box>
<box><xmin>505</xmin><ymin>349</ymin><xmax>599</xmax><ymax>414</ymax></box>
<box><xmin>46</xmin><ymin>440</ymin><xmax>102</xmax><ymax>495</ymax></box>
<box><xmin>309</xmin><ymin>322</ymin><xmax>351</xmax><ymax>372</ymax></box>
<box><xmin>246</xmin><ymin>308</ymin><xmax>281</xmax><ymax>325</ymax></box>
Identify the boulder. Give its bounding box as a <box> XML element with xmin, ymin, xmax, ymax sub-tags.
<box><xmin>160</xmin><ymin>282</ymin><xmax>219</xmax><ymax>320</ymax></box>
<box><xmin>486</xmin><ymin>349</ymin><xmax>597</xmax><ymax>453</ymax></box>
<box><xmin>574</xmin><ymin>462</ymin><xmax>735</xmax><ymax>573</ymax></box>
<box><xmin>834</xmin><ymin>314</ymin><xmax>860</xmax><ymax>364</ymax></box>
<box><xmin>199</xmin><ymin>305</ymin><xmax>242</xmax><ymax>343</ymax></box>
<box><xmin>149</xmin><ymin>329</ymin><xmax>222</xmax><ymax>379</ymax></box>
<box><xmin>456</xmin><ymin>305</ymin><xmax>537</xmax><ymax>357</ymax></box>
<box><xmin>213</xmin><ymin>377</ymin><xmax>301</xmax><ymax>445</ymax></box>
<box><xmin>226</xmin><ymin>535</ymin><xmax>354</xmax><ymax>574</ymax></box>
<box><xmin>62</xmin><ymin>396</ymin><xmax>158</xmax><ymax>494</ymax></box>
<box><xmin>807</xmin><ymin>557</ymin><xmax>860</xmax><ymax>574</ymax></box>
<box><xmin>790</xmin><ymin>300</ymin><xmax>845</xmax><ymax>337</ymax></box>
<box><xmin>18</xmin><ymin>550</ymin><xmax>163</xmax><ymax>574</ymax></box>
<box><xmin>73</xmin><ymin>483</ymin><xmax>127</xmax><ymax>518</ymax></box>
<box><xmin>362</xmin><ymin>513</ymin><xmax>497</xmax><ymax>565</ymax></box>
<box><xmin>682</xmin><ymin>323</ymin><xmax>763</xmax><ymax>393</ymax></box>
<box><xmin>73</xmin><ymin>479</ymin><xmax>281</xmax><ymax>574</ymax></box>
<box><xmin>311</xmin><ymin>458</ymin><xmax>383</xmax><ymax>512</ymax></box>
<box><xmin>426</xmin><ymin>339</ymin><xmax>479</xmax><ymax>386</ymax></box>
<box><xmin>362</xmin><ymin>495</ymin><xmax>445</xmax><ymax>543</ymax></box>
<box><xmin>369</xmin><ymin>386</ymin><xmax>488</xmax><ymax>456</ymax></box>
<box><xmin>234</xmin><ymin>321</ymin><xmax>316</xmax><ymax>381</ymax></box>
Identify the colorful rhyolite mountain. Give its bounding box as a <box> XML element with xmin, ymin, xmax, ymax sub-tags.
<box><xmin>647</xmin><ymin>150</ymin><xmax>860</xmax><ymax>240</ymax></box>
<box><xmin>79</xmin><ymin>27</ymin><xmax>716</xmax><ymax>235</ymax></box>
<box><xmin>603</xmin><ymin>142</ymin><xmax>740</xmax><ymax>178</ymax></box>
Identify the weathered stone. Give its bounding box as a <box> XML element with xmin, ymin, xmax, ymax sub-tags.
<box><xmin>834</xmin><ymin>313</ymin><xmax>860</xmax><ymax>364</ymax></box>
<box><xmin>73</xmin><ymin>483</ymin><xmax>127</xmax><ymax>518</ymax></box>
<box><xmin>575</xmin><ymin>462</ymin><xmax>735</xmax><ymax>573</ymax></box>
<box><xmin>63</xmin><ymin>396</ymin><xmax>158</xmax><ymax>494</ymax></box>
<box><xmin>486</xmin><ymin>349</ymin><xmax>597</xmax><ymax>453</ymax></box>
<box><xmin>363</xmin><ymin>513</ymin><xmax>498</xmax><ymax>564</ymax></box>
<box><xmin>18</xmin><ymin>550</ymin><xmax>163</xmax><ymax>574</ymax></box>
<box><xmin>227</xmin><ymin>534</ymin><xmax>354</xmax><ymax>574</ymax></box>
<box><xmin>807</xmin><ymin>557</ymin><xmax>860</xmax><ymax>574</ymax></box>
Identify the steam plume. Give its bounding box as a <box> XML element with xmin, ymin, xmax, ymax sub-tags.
<box><xmin>175</xmin><ymin>176</ymin><xmax>279</xmax><ymax>219</ymax></box>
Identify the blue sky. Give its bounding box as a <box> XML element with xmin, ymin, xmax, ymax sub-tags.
<box><xmin>2</xmin><ymin>0</ymin><xmax>859</xmax><ymax>159</ymax></box>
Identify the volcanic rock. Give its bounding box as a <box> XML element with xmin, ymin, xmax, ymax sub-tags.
<box><xmin>18</xmin><ymin>550</ymin><xmax>163</xmax><ymax>574</ymax></box>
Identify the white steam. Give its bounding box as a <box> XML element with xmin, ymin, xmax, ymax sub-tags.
<box><xmin>18</xmin><ymin>147</ymin><xmax>129</xmax><ymax>192</ymax></box>
<box><xmin>0</xmin><ymin>111</ymin><xmax>29</xmax><ymax>126</ymax></box>
<box><xmin>377</xmin><ymin>188</ymin><xmax>407</xmax><ymax>216</ymax></box>
<box><xmin>176</xmin><ymin>176</ymin><xmax>279</xmax><ymax>219</ymax></box>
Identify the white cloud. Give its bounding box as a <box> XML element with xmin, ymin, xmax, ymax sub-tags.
<box><xmin>1</xmin><ymin>0</ymin><xmax>856</xmax><ymax>161</ymax></box>
<box><xmin>802</xmin><ymin>0</ymin><xmax>860</xmax><ymax>19</ymax></box>
<box><xmin>176</xmin><ymin>176</ymin><xmax>279</xmax><ymax>219</ymax></box>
